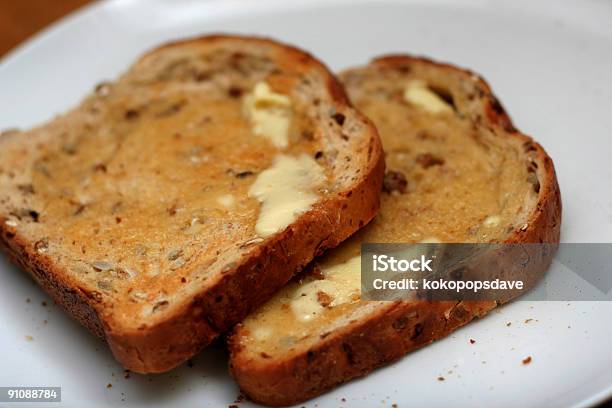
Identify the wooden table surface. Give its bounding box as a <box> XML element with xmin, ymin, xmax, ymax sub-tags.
<box><xmin>0</xmin><ymin>0</ymin><xmax>93</xmax><ymax>57</ymax></box>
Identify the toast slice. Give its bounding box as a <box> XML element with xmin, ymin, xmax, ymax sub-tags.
<box><xmin>229</xmin><ymin>55</ymin><xmax>562</xmax><ymax>406</ymax></box>
<box><xmin>0</xmin><ymin>35</ymin><xmax>384</xmax><ymax>373</ymax></box>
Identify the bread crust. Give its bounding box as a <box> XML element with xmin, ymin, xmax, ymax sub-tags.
<box><xmin>0</xmin><ymin>35</ymin><xmax>384</xmax><ymax>373</ymax></box>
<box><xmin>229</xmin><ymin>55</ymin><xmax>562</xmax><ymax>406</ymax></box>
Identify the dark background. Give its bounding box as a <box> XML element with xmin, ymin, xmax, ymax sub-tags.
<box><xmin>0</xmin><ymin>0</ymin><xmax>91</xmax><ymax>57</ymax></box>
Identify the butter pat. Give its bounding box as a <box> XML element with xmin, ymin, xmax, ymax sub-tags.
<box><xmin>404</xmin><ymin>80</ymin><xmax>453</xmax><ymax>114</ymax></box>
<box><xmin>249</xmin><ymin>154</ymin><xmax>325</xmax><ymax>237</ymax></box>
<box><xmin>243</xmin><ymin>82</ymin><xmax>292</xmax><ymax>149</ymax></box>
<box><xmin>290</xmin><ymin>255</ymin><xmax>361</xmax><ymax>322</ymax></box>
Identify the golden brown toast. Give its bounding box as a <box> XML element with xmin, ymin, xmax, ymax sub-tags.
<box><xmin>0</xmin><ymin>35</ymin><xmax>384</xmax><ymax>373</ymax></box>
<box><xmin>229</xmin><ymin>55</ymin><xmax>562</xmax><ymax>406</ymax></box>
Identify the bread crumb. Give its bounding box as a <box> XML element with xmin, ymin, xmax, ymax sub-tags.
<box><xmin>437</xmin><ymin>376</ymin><xmax>445</xmax><ymax>381</ymax></box>
<box><xmin>25</xmin><ymin>335</ymin><xmax>33</xmax><ymax>341</ymax></box>
<box><xmin>524</xmin><ymin>318</ymin><xmax>533</xmax><ymax>324</ymax></box>
<box><xmin>392</xmin><ymin>404</ymin><xmax>399</xmax><ymax>408</ymax></box>
<box><xmin>506</xmin><ymin>322</ymin><xmax>512</xmax><ymax>327</ymax></box>
<box><xmin>522</xmin><ymin>356</ymin><xmax>532</xmax><ymax>365</ymax></box>
<box><xmin>41</xmin><ymin>301</ymin><xmax>47</xmax><ymax>307</ymax></box>
<box><xmin>106</xmin><ymin>383</ymin><xmax>112</xmax><ymax>389</ymax></box>
<box><xmin>123</xmin><ymin>370</ymin><xmax>130</xmax><ymax>379</ymax></box>
<box><xmin>469</xmin><ymin>339</ymin><xmax>476</xmax><ymax>344</ymax></box>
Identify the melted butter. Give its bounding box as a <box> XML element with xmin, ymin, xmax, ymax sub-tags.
<box><xmin>290</xmin><ymin>255</ymin><xmax>361</xmax><ymax>322</ymax></box>
<box><xmin>243</xmin><ymin>82</ymin><xmax>292</xmax><ymax>149</ymax></box>
<box><xmin>248</xmin><ymin>154</ymin><xmax>325</xmax><ymax>237</ymax></box>
<box><xmin>403</xmin><ymin>80</ymin><xmax>453</xmax><ymax>114</ymax></box>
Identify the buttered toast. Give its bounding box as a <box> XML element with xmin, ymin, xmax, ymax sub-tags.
<box><xmin>0</xmin><ymin>35</ymin><xmax>384</xmax><ymax>373</ymax></box>
<box><xmin>229</xmin><ymin>55</ymin><xmax>561</xmax><ymax>406</ymax></box>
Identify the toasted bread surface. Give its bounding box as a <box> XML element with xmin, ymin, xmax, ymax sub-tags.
<box><xmin>229</xmin><ymin>55</ymin><xmax>561</xmax><ymax>406</ymax></box>
<box><xmin>0</xmin><ymin>35</ymin><xmax>384</xmax><ymax>373</ymax></box>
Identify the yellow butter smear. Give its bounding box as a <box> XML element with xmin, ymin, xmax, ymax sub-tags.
<box><xmin>403</xmin><ymin>80</ymin><xmax>453</xmax><ymax>114</ymax></box>
<box><xmin>243</xmin><ymin>82</ymin><xmax>292</xmax><ymax>149</ymax></box>
<box><xmin>289</xmin><ymin>255</ymin><xmax>362</xmax><ymax>322</ymax></box>
<box><xmin>248</xmin><ymin>154</ymin><xmax>325</xmax><ymax>237</ymax></box>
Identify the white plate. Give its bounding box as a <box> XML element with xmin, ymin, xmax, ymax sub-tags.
<box><xmin>1</xmin><ymin>0</ymin><xmax>611</xmax><ymax>407</ymax></box>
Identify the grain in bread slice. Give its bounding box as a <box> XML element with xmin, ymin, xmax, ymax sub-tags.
<box><xmin>229</xmin><ymin>55</ymin><xmax>562</xmax><ymax>406</ymax></box>
<box><xmin>0</xmin><ymin>35</ymin><xmax>384</xmax><ymax>373</ymax></box>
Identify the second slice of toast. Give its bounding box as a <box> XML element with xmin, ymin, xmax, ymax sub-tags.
<box><xmin>0</xmin><ymin>35</ymin><xmax>384</xmax><ymax>373</ymax></box>
<box><xmin>229</xmin><ymin>55</ymin><xmax>562</xmax><ymax>406</ymax></box>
